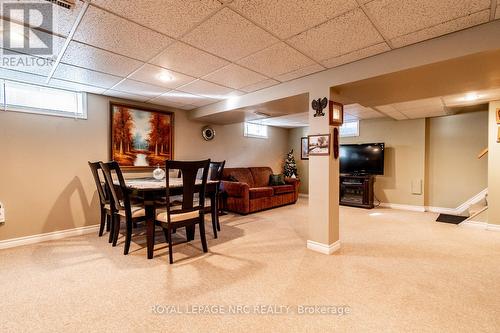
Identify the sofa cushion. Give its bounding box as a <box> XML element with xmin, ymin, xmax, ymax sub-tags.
<box><xmin>249</xmin><ymin>167</ymin><xmax>273</xmax><ymax>187</ymax></box>
<box><xmin>223</xmin><ymin>168</ymin><xmax>254</xmax><ymax>187</ymax></box>
<box><xmin>272</xmin><ymin>185</ymin><xmax>295</xmax><ymax>195</ymax></box>
<box><xmin>249</xmin><ymin>187</ymin><xmax>274</xmax><ymax>199</ymax></box>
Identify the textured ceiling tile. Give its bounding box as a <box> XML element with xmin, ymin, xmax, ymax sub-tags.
<box><xmin>390</xmin><ymin>10</ymin><xmax>490</xmax><ymax>48</ymax></box>
<box><xmin>150</xmin><ymin>42</ymin><xmax>229</xmax><ymax>78</ymax></box>
<box><xmin>0</xmin><ymin>67</ymin><xmax>47</xmax><ymax>85</ymax></box>
<box><xmin>274</xmin><ymin>63</ymin><xmax>325</xmax><ymax>82</ymax></box>
<box><xmin>48</xmin><ymin>78</ymin><xmax>107</xmax><ymax>94</ymax></box>
<box><xmin>240</xmin><ymin>78</ymin><xmax>280</xmax><ymax>93</ymax></box>
<box><xmin>129</xmin><ymin>64</ymin><xmax>196</xmax><ymax>89</ymax></box>
<box><xmin>104</xmin><ymin>90</ymin><xmax>151</xmax><ymax>102</ymax></box>
<box><xmin>287</xmin><ymin>9</ymin><xmax>384</xmax><ymax>62</ymax></box>
<box><xmin>229</xmin><ymin>0</ymin><xmax>358</xmax><ymax>39</ymax></box>
<box><xmin>203</xmin><ymin>64</ymin><xmax>266</xmax><ymax>89</ymax></box>
<box><xmin>61</xmin><ymin>41</ymin><xmax>143</xmax><ymax>77</ymax></box>
<box><xmin>182</xmin><ymin>8</ymin><xmax>278</xmax><ymax>61</ymax></box>
<box><xmin>0</xmin><ymin>49</ymin><xmax>54</xmax><ymax>76</ymax></box>
<box><xmin>177</xmin><ymin>79</ymin><xmax>236</xmax><ymax>99</ymax></box>
<box><xmin>91</xmin><ymin>0</ymin><xmax>221</xmax><ymax>38</ymax></box>
<box><xmin>153</xmin><ymin>90</ymin><xmax>212</xmax><ymax>106</ymax></box>
<box><xmin>113</xmin><ymin>79</ymin><xmax>170</xmax><ymax>99</ymax></box>
<box><xmin>74</xmin><ymin>6</ymin><xmax>174</xmax><ymax>61</ymax></box>
<box><xmin>364</xmin><ymin>0</ymin><xmax>491</xmax><ymax>39</ymax></box>
<box><xmin>53</xmin><ymin>63</ymin><xmax>123</xmax><ymax>88</ymax></box>
<box><xmin>322</xmin><ymin>42</ymin><xmax>390</xmax><ymax>68</ymax></box>
<box><xmin>237</xmin><ymin>42</ymin><xmax>316</xmax><ymax>77</ymax></box>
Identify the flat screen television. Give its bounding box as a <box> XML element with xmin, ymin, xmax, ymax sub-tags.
<box><xmin>340</xmin><ymin>143</ymin><xmax>385</xmax><ymax>175</ymax></box>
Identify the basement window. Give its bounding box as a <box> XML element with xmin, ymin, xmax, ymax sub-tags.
<box><xmin>0</xmin><ymin>79</ymin><xmax>87</xmax><ymax>119</ymax></box>
<box><xmin>340</xmin><ymin>121</ymin><xmax>359</xmax><ymax>137</ymax></box>
<box><xmin>244</xmin><ymin>122</ymin><xmax>268</xmax><ymax>139</ymax></box>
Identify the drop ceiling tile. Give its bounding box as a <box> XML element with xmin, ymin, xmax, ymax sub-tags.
<box><xmin>237</xmin><ymin>42</ymin><xmax>316</xmax><ymax>77</ymax></box>
<box><xmin>48</xmin><ymin>78</ymin><xmax>107</xmax><ymax>94</ymax></box>
<box><xmin>91</xmin><ymin>0</ymin><xmax>222</xmax><ymax>38</ymax></box>
<box><xmin>129</xmin><ymin>64</ymin><xmax>196</xmax><ymax>89</ymax></box>
<box><xmin>322</xmin><ymin>42</ymin><xmax>390</xmax><ymax>68</ymax></box>
<box><xmin>203</xmin><ymin>64</ymin><xmax>266</xmax><ymax>89</ymax></box>
<box><xmin>364</xmin><ymin>0</ymin><xmax>490</xmax><ymax>39</ymax></box>
<box><xmin>240</xmin><ymin>78</ymin><xmax>279</xmax><ymax>93</ymax></box>
<box><xmin>74</xmin><ymin>6</ymin><xmax>174</xmax><ymax>61</ymax></box>
<box><xmin>357</xmin><ymin>109</ymin><xmax>386</xmax><ymax>119</ymax></box>
<box><xmin>61</xmin><ymin>41</ymin><xmax>143</xmax><ymax>77</ymax></box>
<box><xmin>374</xmin><ymin>105</ymin><xmax>408</xmax><ymax>120</ymax></box>
<box><xmin>274</xmin><ymin>63</ymin><xmax>325</xmax><ymax>82</ymax></box>
<box><xmin>104</xmin><ymin>90</ymin><xmax>151</xmax><ymax>102</ymax></box>
<box><xmin>402</xmin><ymin>109</ymin><xmax>446</xmax><ymax>119</ymax></box>
<box><xmin>182</xmin><ymin>8</ymin><xmax>278</xmax><ymax>61</ymax></box>
<box><xmin>152</xmin><ymin>90</ymin><xmax>213</xmax><ymax>106</ymax></box>
<box><xmin>287</xmin><ymin>9</ymin><xmax>384</xmax><ymax>62</ymax></box>
<box><xmin>0</xmin><ymin>49</ymin><xmax>54</xmax><ymax>76</ymax></box>
<box><xmin>150</xmin><ymin>42</ymin><xmax>229</xmax><ymax>78</ymax></box>
<box><xmin>113</xmin><ymin>79</ymin><xmax>170</xmax><ymax>99</ymax></box>
<box><xmin>53</xmin><ymin>63</ymin><xmax>123</xmax><ymax>89</ymax></box>
<box><xmin>0</xmin><ymin>67</ymin><xmax>46</xmax><ymax>85</ymax></box>
<box><xmin>178</xmin><ymin>105</ymin><xmax>198</xmax><ymax>110</ymax></box>
<box><xmin>177</xmin><ymin>79</ymin><xmax>236</xmax><ymax>99</ymax></box>
<box><xmin>2</xmin><ymin>1</ymin><xmax>85</xmax><ymax>37</ymax></box>
<box><xmin>229</xmin><ymin>0</ymin><xmax>358</xmax><ymax>39</ymax></box>
<box><xmin>443</xmin><ymin>88</ymin><xmax>500</xmax><ymax>107</ymax></box>
<box><xmin>393</xmin><ymin>97</ymin><xmax>443</xmax><ymax>111</ymax></box>
<box><xmin>390</xmin><ymin>10</ymin><xmax>490</xmax><ymax>48</ymax></box>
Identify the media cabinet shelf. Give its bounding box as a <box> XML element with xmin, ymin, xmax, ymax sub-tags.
<box><xmin>340</xmin><ymin>175</ymin><xmax>375</xmax><ymax>209</ymax></box>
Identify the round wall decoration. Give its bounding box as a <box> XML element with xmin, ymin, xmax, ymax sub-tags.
<box><xmin>202</xmin><ymin>126</ymin><xmax>216</xmax><ymax>141</ymax></box>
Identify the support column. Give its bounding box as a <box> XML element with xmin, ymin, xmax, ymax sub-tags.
<box><xmin>488</xmin><ymin>101</ymin><xmax>500</xmax><ymax>226</ymax></box>
<box><xmin>307</xmin><ymin>86</ymin><xmax>340</xmax><ymax>254</ymax></box>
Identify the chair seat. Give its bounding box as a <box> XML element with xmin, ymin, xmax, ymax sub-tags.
<box><xmin>249</xmin><ymin>187</ymin><xmax>274</xmax><ymax>199</ymax></box>
<box><xmin>272</xmin><ymin>184</ymin><xmax>295</xmax><ymax>195</ymax></box>
<box><xmin>156</xmin><ymin>208</ymin><xmax>200</xmax><ymax>223</ymax></box>
<box><xmin>117</xmin><ymin>205</ymin><xmax>146</xmax><ymax>218</ymax></box>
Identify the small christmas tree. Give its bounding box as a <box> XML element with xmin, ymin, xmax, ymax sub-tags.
<box><xmin>283</xmin><ymin>149</ymin><xmax>298</xmax><ymax>178</ymax></box>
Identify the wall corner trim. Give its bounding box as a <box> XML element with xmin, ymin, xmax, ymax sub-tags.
<box><xmin>307</xmin><ymin>240</ymin><xmax>341</xmax><ymax>255</ymax></box>
<box><xmin>0</xmin><ymin>224</ymin><xmax>100</xmax><ymax>250</ymax></box>
<box><xmin>459</xmin><ymin>221</ymin><xmax>500</xmax><ymax>232</ymax></box>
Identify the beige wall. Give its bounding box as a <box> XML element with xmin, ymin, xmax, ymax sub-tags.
<box><xmin>426</xmin><ymin>111</ymin><xmax>488</xmax><ymax>208</ymax></box>
<box><xmin>488</xmin><ymin>101</ymin><xmax>500</xmax><ymax>225</ymax></box>
<box><xmin>341</xmin><ymin>118</ymin><xmax>426</xmax><ymax>206</ymax></box>
<box><xmin>288</xmin><ymin>127</ymin><xmax>309</xmax><ymax>194</ymax></box>
<box><xmin>0</xmin><ymin>94</ymin><xmax>288</xmax><ymax>241</ymax></box>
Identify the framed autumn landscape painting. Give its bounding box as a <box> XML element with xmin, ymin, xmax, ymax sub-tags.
<box><xmin>110</xmin><ymin>103</ymin><xmax>174</xmax><ymax>170</ymax></box>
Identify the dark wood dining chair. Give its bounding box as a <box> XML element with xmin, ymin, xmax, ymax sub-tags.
<box><xmin>99</xmin><ymin>161</ymin><xmax>147</xmax><ymax>255</ymax></box>
<box><xmin>88</xmin><ymin>161</ymin><xmax>113</xmax><ymax>240</ymax></box>
<box><xmin>208</xmin><ymin>161</ymin><xmax>225</xmax><ymax>233</ymax></box>
<box><xmin>155</xmin><ymin>159</ymin><xmax>210</xmax><ymax>264</ymax></box>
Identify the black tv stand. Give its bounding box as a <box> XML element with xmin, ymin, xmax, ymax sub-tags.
<box><xmin>340</xmin><ymin>174</ymin><xmax>375</xmax><ymax>209</ymax></box>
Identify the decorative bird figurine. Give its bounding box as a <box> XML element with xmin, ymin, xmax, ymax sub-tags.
<box><xmin>312</xmin><ymin>97</ymin><xmax>328</xmax><ymax>117</ymax></box>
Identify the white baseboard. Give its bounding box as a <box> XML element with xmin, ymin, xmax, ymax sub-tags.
<box><xmin>379</xmin><ymin>203</ymin><xmax>426</xmax><ymax>212</ymax></box>
<box><xmin>460</xmin><ymin>221</ymin><xmax>500</xmax><ymax>232</ymax></box>
<box><xmin>298</xmin><ymin>193</ymin><xmax>309</xmax><ymax>198</ymax></box>
<box><xmin>0</xmin><ymin>224</ymin><xmax>100</xmax><ymax>250</ymax></box>
<box><xmin>307</xmin><ymin>240</ymin><xmax>341</xmax><ymax>255</ymax></box>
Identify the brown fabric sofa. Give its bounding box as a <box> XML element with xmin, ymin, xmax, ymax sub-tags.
<box><xmin>221</xmin><ymin>167</ymin><xmax>300</xmax><ymax>214</ymax></box>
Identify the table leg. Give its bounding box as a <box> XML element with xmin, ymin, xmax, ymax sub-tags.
<box><xmin>144</xmin><ymin>196</ymin><xmax>155</xmax><ymax>259</ymax></box>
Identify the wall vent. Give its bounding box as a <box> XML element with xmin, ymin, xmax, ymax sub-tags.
<box><xmin>44</xmin><ymin>0</ymin><xmax>75</xmax><ymax>9</ymax></box>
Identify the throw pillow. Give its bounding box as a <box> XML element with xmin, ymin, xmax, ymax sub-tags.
<box><xmin>227</xmin><ymin>175</ymin><xmax>239</xmax><ymax>182</ymax></box>
<box><xmin>269</xmin><ymin>174</ymin><xmax>286</xmax><ymax>186</ymax></box>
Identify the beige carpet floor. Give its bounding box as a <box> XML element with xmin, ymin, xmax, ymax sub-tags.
<box><xmin>1</xmin><ymin>198</ymin><xmax>500</xmax><ymax>333</ymax></box>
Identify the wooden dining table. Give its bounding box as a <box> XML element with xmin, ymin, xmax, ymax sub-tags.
<box><xmin>118</xmin><ymin>178</ymin><xmax>219</xmax><ymax>259</ymax></box>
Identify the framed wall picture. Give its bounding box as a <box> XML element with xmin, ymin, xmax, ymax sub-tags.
<box><xmin>496</xmin><ymin>108</ymin><xmax>500</xmax><ymax>124</ymax></box>
<box><xmin>329</xmin><ymin>101</ymin><xmax>344</xmax><ymax>126</ymax></box>
<box><xmin>301</xmin><ymin>137</ymin><xmax>309</xmax><ymax>160</ymax></box>
<box><xmin>308</xmin><ymin>134</ymin><xmax>331</xmax><ymax>156</ymax></box>
<box><xmin>110</xmin><ymin>103</ymin><xmax>174</xmax><ymax>170</ymax></box>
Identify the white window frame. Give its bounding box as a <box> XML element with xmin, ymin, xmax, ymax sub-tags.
<box><xmin>0</xmin><ymin>79</ymin><xmax>87</xmax><ymax>119</ymax></box>
<box><xmin>244</xmin><ymin>122</ymin><xmax>268</xmax><ymax>139</ymax></box>
<box><xmin>340</xmin><ymin>120</ymin><xmax>359</xmax><ymax>138</ymax></box>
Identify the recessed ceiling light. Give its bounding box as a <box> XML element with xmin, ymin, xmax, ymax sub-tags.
<box><xmin>158</xmin><ymin>73</ymin><xmax>174</xmax><ymax>82</ymax></box>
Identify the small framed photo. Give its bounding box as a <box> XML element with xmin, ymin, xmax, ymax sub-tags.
<box><xmin>329</xmin><ymin>101</ymin><xmax>344</xmax><ymax>126</ymax></box>
<box><xmin>301</xmin><ymin>137</ymin><xmax>309</xmax><ymax>160</ymax></box>
<box><xmin>308</xmin><ymin>134</ymin><xmax>331</xmax><ymax>156</ymax></box>
<box><xmin>496</xmin><ymin>108</ymin><xmax>500</xmax><ymax>124</ymax></box>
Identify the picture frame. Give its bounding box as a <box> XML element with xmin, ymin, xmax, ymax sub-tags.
<box><xmin>496</xmin><ymin>108</ymin><xmax>500</xmax><ymax>124</ymax></box>
<box><xmin>301</xmin><ymin>137</ymin><xmax>309</xmax><ymax>160</ymax></box>
<box><xmin>329</xmin><ymin>101</ymin><xmax>344</xmax><ymax>126</ymax></box>
<box><xmin>308</xmin><ymin>134</ymin><xmax>331</xmax><ymax>156</ymax></box>
<box><xmin>110</xmin><ymin>102</ymin><xmax>174</xmax><ymax>170</ymax></box>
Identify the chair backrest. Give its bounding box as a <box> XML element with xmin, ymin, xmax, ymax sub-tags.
<box><xmin>165</xmin><ymin>159</ymin><xmax>210</xmax><ymax>220</ymax></box>
<box><xmin>209</xmin><ymin>160</ymin><xmax>226</xmax><ymax>181</ymax></box>
<box><xmin>88</xmin><ymin>161</ymin><xmax>108</xmax><ymax>206</ymax></box>
<box><xmin>99</xmin><ymin>161</ymin><xmax>131</xmax><ymax>213</ymax></box>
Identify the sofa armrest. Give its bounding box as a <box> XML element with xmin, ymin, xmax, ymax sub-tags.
<box><xmin>285</xmin><ymin>178</ymin><xmax>300</xmax><ymax>201</ymax></box>
<box><xmin>221</xmin><ymin>181</ymin><xmax>250</xmax><ymax>198</ymax></box>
